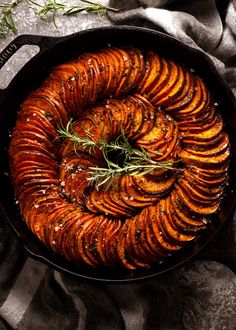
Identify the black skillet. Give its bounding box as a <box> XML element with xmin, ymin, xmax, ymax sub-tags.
<box><xmin>0</xmin><ymin>26</ymin><xmax>236</xmax><ymax>283</ymax></box>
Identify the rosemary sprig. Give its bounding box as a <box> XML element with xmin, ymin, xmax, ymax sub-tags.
<box><xmin>57</xmin><ymin>118</ymin><xmax>108</xmax><ymax>153</ymax></box>
<box><xmin>0</xmin><ymin>0</ymin><xmax>21</xmax><ymax>38</ymax></box>
<box><xmin>58</xmin><ymin>119</ymin><xmax>181</xmax><ymax>190</ymax></box>
<box><xmin>64</xmin><ymin>0</ymin><xmax>119</xmax><ymax>17</ymax></box>
<box><xmin>27</xmin><ymin>0</ymin><xmax>65</xmax><ymax>27</ymax></box>
<box><xmin>87</xmin><ymin>161</ymin><xmax>179</xmax><ymax>191</ymax></box>
<box><xmin>28</xmin><ymin>0</ymin><xmax>119</xmax><ymax>27</ymax></box>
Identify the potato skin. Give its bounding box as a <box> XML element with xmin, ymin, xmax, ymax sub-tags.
<box><xmin>9</xmin><ymin>47</ymin><xmax>230</xmax><ymax>269</ymax></box>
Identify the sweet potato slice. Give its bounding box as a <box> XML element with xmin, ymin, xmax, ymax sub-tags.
<box><xmin>11</xmin><ymin>118</ymin><xmax>56</xmax><ymax>146</ymax></box>
<box><xmin>137</xmin><ymin>109</ymin><xmax>168</xmax><ymax>146</ymax></box>
<box><xmin>137</xmin><ymin>208</ymin><xmax>161</xmax><ymax>259</ymax></box>
<box><xmin>180</xmin><ymin>146</ymin><xmax>230</xmax><ymax>169</ymax></box>
<box><xmin>157</xmin><ymin>67</ymin><xmax>187</xmax><ymax>107</ymax></box>
<box><xmin>50</xmin><ymin>61</ymin><xmax>86</xmax><ymax>114</ymax></box>
<box><xmin>174</xmin><ymin>184</ymin><xmax>220</xmax><ymax>215</ymax></box>
<box><xmin>96</xmin><ymin>219</ymin><xmax>114</xmax><ymax>266</ymax></box>
<box><xmin>117</xmin><ymin>222</ymin><xmax>138</xmax><ymax>269</ymax></box>
<box><xmin>121</xmin><ymin>175</ymin><xmax>159</xmax><ymax>207</ymax></box>
<box><xmin>133</xmin><ymin>172</ymin><xmax>177</xmax><ymax>196</ymax></box>
<box><xmin>124</xmin><ymin>217</ymin><xmax>154</xmax><ymax>266</ymax></box>
<box><xmin>173</xmin><ymin>78</ymin><xmax>204</xmax><ymax>116</ymax></box>
<box><xmin>138</xmin><ymin>113</ymin><xmax>178</xmax><ymax>160</ymax></box>
<box><xmin>148</xmin><ymin>204</ymin><xmax>182</xmax><ymax>253</ymax></box>
<box><xmin>190</xmin><ymin>164</ymin><xmax>228</xmax><ymax>178</ymax></box>
<box><xmin>161</xmin><ymin>197</ymin><xmax>196</xmax><ymax>244</ymax></box>
<box><xmin>50</xmin><ymin>209</ymin><xmax>83</xmax><ymax>257</ymax></box>
<box><xmin>141</xmin><ymin>207</ymin><xmax>167</xmax><ymax>259</ymax></box>
<box><xmin>165</xmin><ymin>69</ymin><xmax>191</xmax><ymax>104</ymax></box>
<box><xmin>104</xmin><ymin>52</ymin><xmax>124</xmax><ymax>96</ymax></box>
<box><xmin>183</xmin><ymin>135</ymin><xmax>229</xmax><ymax>159</ymax></box>
<box><xmin>177</xmin><ymin>102</ymin><xmax>215</xmax><ymax>132</ymax></box>
<box><xmin>183</xmin><ymin>169</ymin><xmax>227</xmax><ymax>193</ymax></box>
<box><xmin>146</xmin><ymin>119</ymin><xmax>180</xmax><ymax>162</ymax></box>
<box><xmin>74</xmin><ymin>216</ymin><xmax>100</xmax><ymax>266</ymax></box>
<box><xmin>100</xmin><ymin>49</ymin><xmax>120</xmax><ymax>97</ymax></box>
<box><xmin>178</xmin><ymin>177</ymin><xmax>223</xmax><ymax>204</ymax></box>
<box><xmin>105</xmin><ymin>219</ymin><xmax>122</xmax><ymax>265</ymax></box>
<box><xmin>122</xmin><ymin>96</ymin><xmax>144</xmax><ymax>140</ymax></box>
<box><xmin>85</xmin><ymin>181</ymin><xmax>133</xmax><ymax>218</ymax></box>
<box><xmin>166</xmin><ymin>77</ymin><xmax>199</xmax><ymax>117</ymax></box>
<box><xmin>145</xmin><ymin>58</ymin><xmax>171</xmax><ymax>101</ymax></box>
<box><xmin>59</xmin><ymin>154</ymin><xmax>96</xmax><ymax>205</ymax></box>
<box><xmin>61</xmin><ymin>212</ymin><xmax>83</xmax><ymax>261</ymax></box>
<box><xmin>117</xmin><ymin>48</ymin><xmax>145</xmax><ymax>95</ymax></box>
<box><xmin>51</xmin><ymin>210</ymin><xmax>88</xmax><ymax>259</ymax></box>
<box><xmin>181</xmin><ymin>131</ymin><xmax>223</xmax><ymax>150</ymax></box>
<box><xmin>68</xmin><ymin>213</ymin><xmax>95</xmax><ymax>264</ymax></box>
<box><xmin>96</xmin><ymin>218</ymin><xmax>121</xmax><ymax>266</ymax></box>
<box><xmin>26</xmin><ymin>196</ymin><xmax>64</xmax><ymax>243</ymax></box>
<box><xmin>165</xmin><ymin>72</ymin><xmax>196</xmax><ymax>112</ymax></box>
<box><xmin>79</xmin><ymin>53</ymin><xmax>105</xmax><ymax>102</ymax></box>
<box><xmin>169</xmin><ymin>197</ymin><xmax>201</xmax><ymax>234</ymax></box>
<box><xmin>175</xmin><ymin>79</ymin><xmax>210</xmax><ymax>121</ymax></box>
<box><xmin>129</xmin><ymin>94</ymin><xmax>157</xmax><ymax>140</ymax></box>
<box><xmin>70</xmin><ymin>61</ymin><xmax>92</xmax><ymax>110</ymax></box>
<box><xmin>187</xmin><ymin>167</ymin><xmax>227</xmax><ymax>187</ymax></box>
<box><xmin>15</xmin><ymin>168</ymin><xmax>57</xmax><ymax>186</ymax></box>
<box><xmin>150</xmin><ymin>60</ymin><xmax>180</xmax><ymax>105</ymax></box>
<box><xmin>170</xmin><ymin>190</ymin><xmax>207</xmax><ymax>229</ymax></box>
<box><xmin>93</xmin><ymin>51</ymin><xmax>110</xmax><ymax>97</ymax></box>
<box><xmin>81</xmin><ymin>216</ymin><xmax>109</xmax><ymax>267</ymax></box>
<box><xmin>139</xmin><ymin>51</ymin><xmax>162</xmax><ymax>94</ymax></box>
<box><xmin>42</xmin><ymin>204</ymin><xmax>77</xmax><ymax>252</ymax></box>
<box><xmin>179</xmin><ymin>110</ymin><xmax>217</xmax><ymax>136</ymax></box>
<box><xmin>181</xmin><ymin>114</ymin><xmax>223</xmax><ymax>142</ymax></box>
<box><xmin>106</xmin><ymin>188</ymin><xmax>134</xmax><ymax>217</ymax></box>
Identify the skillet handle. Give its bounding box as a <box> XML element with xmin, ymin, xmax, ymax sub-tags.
<box><xmin>0</xmin><ymin>34</ymin><xmax>62</xmax><ymax>96</ymax></box>
<box><xmin>0</xmin><ymin>34</ymin><xmax>62</xmax><ymax>70</ymax></box>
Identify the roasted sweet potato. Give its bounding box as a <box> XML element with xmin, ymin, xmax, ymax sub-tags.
<box><xmin>9</xmin><ymin>46</ymin><xmax>230</xmax><ymax>270</ymax></box>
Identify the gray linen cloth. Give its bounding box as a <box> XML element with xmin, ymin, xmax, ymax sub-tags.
<box><xmin>1</xmin><ymin>1</ymin><xmax>236</xmax><ymax>329</ymax></box>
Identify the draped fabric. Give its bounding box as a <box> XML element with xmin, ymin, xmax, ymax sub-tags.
<box><xmin>1</xmin><ymin>1</ymin><xmax>236</xmax><ymax>329</ymax></box>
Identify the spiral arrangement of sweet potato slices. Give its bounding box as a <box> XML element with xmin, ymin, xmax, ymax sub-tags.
<box><xmin>9</xmin><ymin>47</ymin><xmax>230</xmax><ymax>269</ymax></box>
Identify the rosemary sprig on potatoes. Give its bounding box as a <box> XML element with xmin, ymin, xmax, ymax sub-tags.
<box><xmin>58</xmin><ymin>119</ymin><xmax>182</xmax><ymax>190</ymax></box>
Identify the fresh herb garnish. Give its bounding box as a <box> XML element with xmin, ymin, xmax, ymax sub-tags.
<box><xmin>58</xmin><ymin>119</ymin><xmax>182</xmax><ymax>190</ymax></box>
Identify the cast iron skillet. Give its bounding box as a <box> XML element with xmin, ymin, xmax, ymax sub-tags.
<box><xmin>1</xmin><ymin>26</ymin><xmax>236</xmax><ymax>283</ymax></box>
